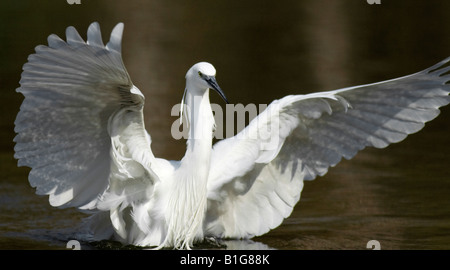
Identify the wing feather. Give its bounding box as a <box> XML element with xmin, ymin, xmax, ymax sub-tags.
<box><xmin>206</xmin><ymin>57</ymin><xmax>450</xmax><ymax>238</ymax></box>
<box><xmin>14</xmin><ymin>22</ymin><xmax>155</xmax><ymax>211</ymax></box>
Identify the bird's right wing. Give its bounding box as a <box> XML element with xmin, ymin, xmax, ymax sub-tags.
<box><xmin>205</xmin><ymin>57</ymin><xmax>450</xmax><ymax>239</ymax></box>
<box><xmin>14</xmin><ymin>22</ymin><xmax>158</xmax><ymax>217</ymax></box>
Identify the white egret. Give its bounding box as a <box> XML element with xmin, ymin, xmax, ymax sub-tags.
<box><xmin>14</xmin><ymin>22</ymin><xmax>450</xmax><ymax>249</ymax></box>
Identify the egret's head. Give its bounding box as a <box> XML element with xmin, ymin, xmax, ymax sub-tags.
<box><xmin>186</xmin><ymin>62</ymin><xmax>228</xmax><ymax>103</ymax></box>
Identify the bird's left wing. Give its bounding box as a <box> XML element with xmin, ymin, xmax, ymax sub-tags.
<box><xmin>14</xmin><ymin>22</ymin><xmax>158</xmax><ymax>212</ymax></box>
<box><xmin>205</xmin><ymin>57</ymin><xmax>450</xmax><ymax>239</ymax></box>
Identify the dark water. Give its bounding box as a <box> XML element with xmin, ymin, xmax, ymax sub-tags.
<box><xmin>1</xmin><ymin>0</ymin><xmax>450</xmax><ymax>250</ymax></box>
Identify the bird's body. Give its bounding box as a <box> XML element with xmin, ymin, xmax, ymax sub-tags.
<box><xmin>14</xmin><ymin>22</ymin><xmax>450</xmax><ymax>249</ymax></box>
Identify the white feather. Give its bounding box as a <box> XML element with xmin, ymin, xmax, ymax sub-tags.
<box><xmin>205</xmin><ymin>59</ymin><xmax>450</xmax><ymax>238</ymax></box>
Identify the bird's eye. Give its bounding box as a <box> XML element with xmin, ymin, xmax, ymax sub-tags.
<box><xmin>198</xmin><ymin>71</ymin><xmax>204</xmax><ymax>78</ymax></box>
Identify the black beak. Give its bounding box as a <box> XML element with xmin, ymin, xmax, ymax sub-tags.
<box><xmin>205</xmin><ymin>76</ymin><xmax>229</xmax><ymax>104</ymax></box>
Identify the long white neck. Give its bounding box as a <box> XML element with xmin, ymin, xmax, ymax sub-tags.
<box><xmin>184</xmin><ymin>86</ymin><xmax>215</xmax><ymax>154</ymax></box>
<box><xmin>164</xmin><ymin>85</ymin><xmax>215</xmax><ymax>249</ymax></box>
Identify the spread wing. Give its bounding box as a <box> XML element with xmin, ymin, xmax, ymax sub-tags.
<box><xmin>14</xmin><ymin>22</ymin><xmax>158</xmax><ymax>214</ymax></box>
<box><xmin>205</xmin><ymin>57</ymin><xmax>450</xmax><ymax>239</ymax></box>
